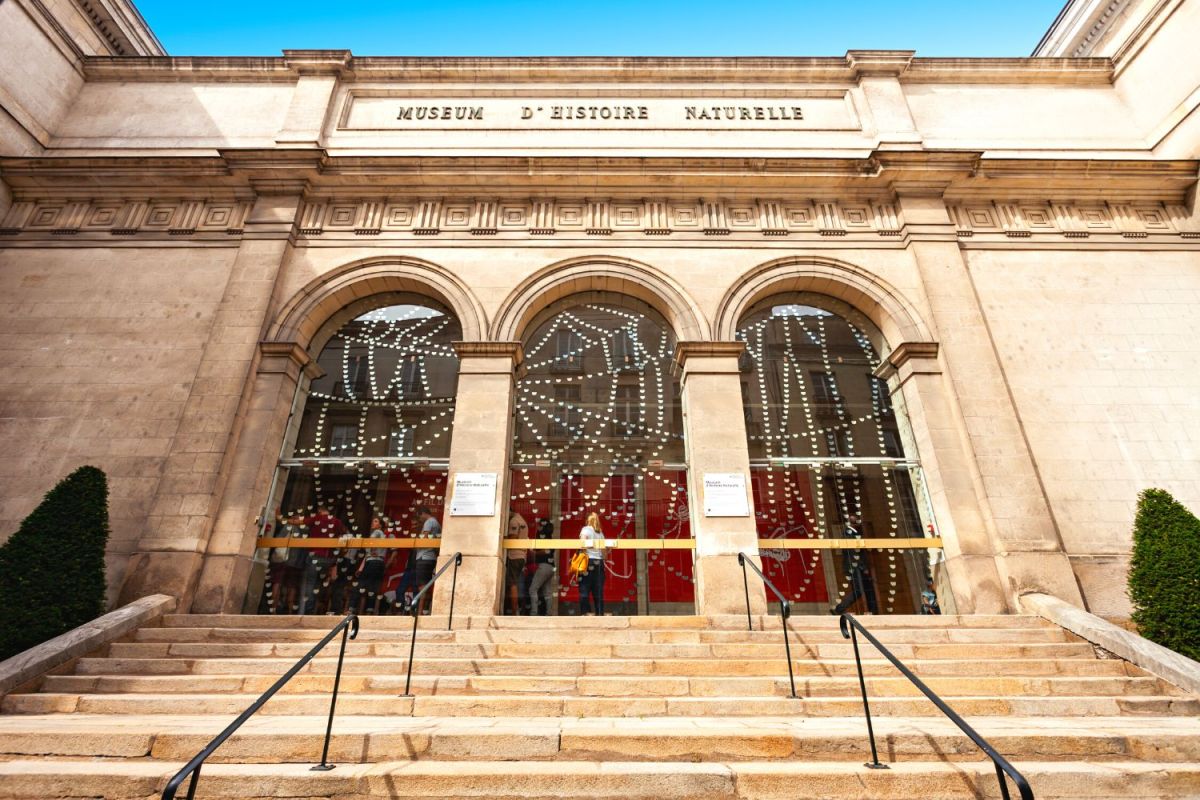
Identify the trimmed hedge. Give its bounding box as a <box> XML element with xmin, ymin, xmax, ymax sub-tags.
<box><xmin>1127</xmin><ymin>488</ymin><xmax>1200</xmax><ymax>661</ymax></box>
<box><xmin>0</xmin><ymin>466</ymin><xmax>110</xmax><ymax>660</ymax></box>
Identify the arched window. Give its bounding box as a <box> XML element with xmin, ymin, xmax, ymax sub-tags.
<box><xmin>250</xmin><ymin>296</ymin><xmax>461</xmax><ymax>614</ymax></box>
<box><xmin>507</xmin><ymin>294</ymin><xmax>693</xmax><ymax>615</ymax></box>
<box><xmin>738</xmin><ymin>294</ymin><xmax>945</xmax><ymax>615</ymax></box>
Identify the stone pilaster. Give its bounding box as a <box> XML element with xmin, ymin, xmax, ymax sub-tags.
<box><xmin>675</xmin><ymin>342</ymin><xmax>767</xmax><ymax>616</ymax></box>
<box><xmin>275</xmin><ymin>50</ymin><xmax>350</xmax><ymax>148</ymax></box>
<box><xmin>118</xmin><ymin>195</ymin><xmax>301</xmax><ymax>609</ymax></box>
<box><xmin>875</xmin><ymin>342</ymin><xmax>1006</xmax><ymax>613</ymax></box>
<box><xmin>896</xmin><ymin>191</ymin><xmax>1085</xmax><ymax>608</ymax></box>
<box><xmin>190</xmin><ymin>342</ymin><xmax>321</xmax><ymax>613</ymax></box>
<box><xmin>431</xmin><ymin>342</ymin><xmax>523</xmax><ymax>616</ymax></box>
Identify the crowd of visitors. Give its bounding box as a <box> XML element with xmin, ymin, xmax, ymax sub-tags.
<box><xmin>263</xmin><ymin>505</ymin><xmax>443</xmax><ymax>616</ymax></box>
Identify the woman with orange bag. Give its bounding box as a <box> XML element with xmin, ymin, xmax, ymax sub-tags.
<box><xmin>577</xmin><ymin>512</ymin><xmax>609</xmax><ymax>616</ymax></box>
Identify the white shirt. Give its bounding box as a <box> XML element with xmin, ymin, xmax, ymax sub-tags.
<box><xmin>414</xmin><ymin>516</ymin><xmax>440</xmax><ymax>561</ymax></box>
<box><xmin>580</xmin><ymin>525</ymin><xmax>605</xmax><ymax>560</ymax></box>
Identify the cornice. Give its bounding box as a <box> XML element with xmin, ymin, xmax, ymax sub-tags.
<box><xmin>79</xmin><ymin>53</ymin><xmax>1115</xmax><ymax>86</ymax></box>
<box><xmin>1034</xmin><ymin>0</ymin><xmax>1133</xmax><ymax>57</ymax></box>
<box><xmin>2</xmin><ymin>151</ymin><xmax>1195</xmax><ymax>204</ymax></box>
<box><xmin>77</xmin><ymin>0</ymin><xmax>166</xmax><ymax>56</ymax></box>
<box><xmin>902</xmin><ymin>57</ymin><xmax>1112</xmax><ymax>84</ymax></box>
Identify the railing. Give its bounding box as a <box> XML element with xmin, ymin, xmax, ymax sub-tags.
<box><xmin>161</xmin><ymin>612</ymin><xmax>359</xmax><ymax>800</ymax></box>
<box><xmin>736</xmin><ymin>552</ymin><xmax>797</xmax><ymax>698</ymax></box>
<box><xmin>838</xmin><ymin>612</ymin><xmax>1034</xmax><ymax>799</ymax></box>
<box><xmin>402</xmin><ymin>552</ymin><xmax>463</xmax><ymax>696</ymax></box>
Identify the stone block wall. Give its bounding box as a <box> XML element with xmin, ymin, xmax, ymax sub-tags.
<box><xmin>966</xmin><ymin>248</ymin><xmax>1200</xmax><ymax>615</ymax></box>
<box><xmin>0</xmin><ymin>246</ymin><xmax>239</xmax><ymax>603</ymax></box>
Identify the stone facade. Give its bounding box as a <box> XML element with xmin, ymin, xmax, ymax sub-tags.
<box><xmin>0</xmin><ymin>0</ymin><xmax>1197</xmax><ymax>618</ymax></box>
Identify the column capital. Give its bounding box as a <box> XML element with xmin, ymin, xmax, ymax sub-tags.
<box><xmin>673</xmin><ymin>340</ymin><xmax>745</xmax><ymax>371</ymax></box>
<box><xmin>453</xmin><ymin>341</ymin><xmax>523</xmax><ymax>363</ymax></box>
<box><xmin>873</xmin><ymin>341</ymin><xmax>940</xmax><ymax>384</ymax></box>
<box><xmin>258</xmin><ymin>340</ymin><xmax>323</xmax><ymax>379</ymax></box>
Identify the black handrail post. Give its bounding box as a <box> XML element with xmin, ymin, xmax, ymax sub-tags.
<box><xmin>736</xmin><ymin>552</ymin><xmax>797</xmax><ymax>699</ymax></box>
<box><xmin>738</xmin><ymin>553</ymin><xmax>752</xmax><ymax>631</ymax></box>
<box><xmin>312</xmin><ymin>613</ymin><xmax>356</xmax><ymax>771</ymax></box>
<box><xmin>447</xmin><ymin>552</ymin><xmax>462</xmax><ymax>631</ymax></box>
<box><xmin>184</xmin><ymin>765</ymin><xmax>200</xmax><ymax>800</ymax></box>
<box><xmin>403</xmin><ymin>607</ymin><xmax>420</xmax><ymax>697</ymax></box>
<box><xmin>847</xmin><ymin>618</ymin><xmax>887</xmax><ymax>769</ymax></box>
<box><xmin>402</xmin><ymin>553</ymin><xmax>462</xmax><ymax>696</ymax></box>
<box><xmin>996</xmin><ymin>761</ymin><xmax>1013</xmax><ymax>800</ymax></box>
<box><xmin>779</xmin><ymin>599</ymin><xmax>797</xmax><ymax>699</ymax></box>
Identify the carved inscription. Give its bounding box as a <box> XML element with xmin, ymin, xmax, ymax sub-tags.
<box><xmin>343</xmin><ymin>95</ymin><xmax>858</xmax><ymax>131</ymax></box>
<box><xmin>397</xmin><ymin>106</ymin><xmax>483</xmax><ymax>121</ymax></box>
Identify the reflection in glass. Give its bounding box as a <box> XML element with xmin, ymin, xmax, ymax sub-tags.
<box><xmin>508</xmin><ymin>295</ymin><xmax>693</xmax><ymax>614</ymax></box>
<box><xmin>738</xmin><ymin>295</ymin><xmax>949</xmax><ymax>614</ymax></box>
<box><xmin>248</xmin><ymin>298</ymin><xmax>461</xmax><ymax>615</ymax></box>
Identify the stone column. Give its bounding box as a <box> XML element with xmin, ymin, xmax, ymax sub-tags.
<box><xmin>675</xmin><ymin>342</ymin><xmax>767</xmax><ymax>616</ymax></box>
<box><xmin>118</xmin><ymin>195</ymin><xmax>301</xmax><ymax>608</ymax></box>
<box><xmin>896</xmin><ymin>191</ymin><xmax>1085</xmax><ymax>608</ymax></box>
<box><xmin>431</xmin><ymin>342</ymin><xmax>523</xmax><ymax>616</ymax></box>
<box><xmin>191</xmin><ymin>343</ymin><xmax>321</xmax><ymax>613</ymax></box>
<box><xmin>875</xmin><ymin>343</ymin><xmax>1007</xmax><ymax>613</ymax></box>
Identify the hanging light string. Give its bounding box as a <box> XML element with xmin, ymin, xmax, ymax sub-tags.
<box><xmin>737</xmin><ymin>303</ymin><xmax>927</xmax><ymax>610</ymax></box>
<box><xmin>263</xmin><ymin>303</ymin><xmax>460</xmax><ymax>612</ymax></box>
<box><xmin>510</xmin><ymin>301</ymin><xmax>695</xmax><ymax>606</ymax></box>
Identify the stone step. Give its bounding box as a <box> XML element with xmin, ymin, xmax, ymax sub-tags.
<box><xmin>6</xmin><ymin>692</ymin><xmax>1196</xmax><ymax>717</ymax></box>
<box><xmin>109</xmin><ymin>639</ymin><xmax>1102</xmax><ymax>661</ymax></box>
<box><xmin>159</xmin><ymin>613</ymin><xmax>1057</xmax><ymax>631</ymax></box>
<box><xmin>0</xmin><ymin>758</ymin><xmax>1197</xmax><ymax>799</ymax></box>
<box><xmin>99</xmin><ymin>647</ymin><xmax>1135</xmax><ymax>677</ymax></box>
<box><xmin>1</xmin><ymin>715</ymin><xmax>1198</xmax><ymax>764</ymax></box>
<box><xmin>128</xmin><ymin>626</ymin><xmax>1073</xmax><ymax>646</ymax></box>
<box><xmin>36</xmin><ymin>673</ymin><xmax>1173</xmax><ymax>699</ymax></box>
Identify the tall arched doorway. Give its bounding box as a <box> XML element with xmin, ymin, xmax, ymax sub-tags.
<box><xmin>505</xmin><ymin>293</ymin><xmax>694</xmax><ymax>615</ymax></box>
<box><xmin>247</xmin><ymin>295</ymin><xmax>462</xmax><ymax>614</ymax></box>
<box><xmin>737</xmin><ymin>293</ymin><xmax>950</xmax><ymax>615</ymax></box>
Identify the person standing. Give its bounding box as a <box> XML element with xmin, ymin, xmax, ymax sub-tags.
<box><xmin>266</xmin><ymin>512</ymin><xmax>305</xmax><ymax>614</ymax></box>
<box><xmin>578</xmin><ymin>512</ymin><xmax>608</xmax><ymax>616</ymax></box>
<box><xmin>298</xmin><ymin>505</ymin><xmax>346</xmax><ymax>615</ymax></box>
<box><xmin>406</xmin><ymin>505</ymin><xmax>441</xmax><ymax>615</ymax></box>
<box><xmin>830</xmin><ymin>516</ymin><xmax>879</xmax><ymax>615</ymax></box>
<box><xmin>355</xmin><ymin>516</ymin><xmax>390</xmax><ymax>615</ymax></box>
<box><xmin>504</xmin><ymin>512</ymin><xmax>529</xmax><ymax>615</ymax></box>
<box><xmin>527</xmin><ymin>518</ymin><xmax>556</xmax><ymax>616</ymax></box>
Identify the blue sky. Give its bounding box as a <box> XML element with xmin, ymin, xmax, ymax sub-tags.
<box><xmin>136</xmin><ymin>0</ymin><xmax>1067</xmax><ymax>57</ymax></box>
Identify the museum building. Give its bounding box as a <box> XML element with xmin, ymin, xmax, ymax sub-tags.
<box><xmin>1</xmin><ymin>0</ymin><xmax>1198</xmax><ymax>621</ymax></box>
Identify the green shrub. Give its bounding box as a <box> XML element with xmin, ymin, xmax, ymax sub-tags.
<box><xmin>0</xmin><ymin>466</ymin><xmax>110</xmax><ymax>660</ymax></box>
<box><xmin>1127</xmin><ymin>488</ymin><xmax>1200</xmax><ymax>661</ymax></box>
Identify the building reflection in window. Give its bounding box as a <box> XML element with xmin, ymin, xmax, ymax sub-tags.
<box><xmin>738</xmin><ymin>295</ymin><xmax>949</xmax><ymax>615</ymax></box>
<box><xmin>248</xmin><ymin>297</ymin><xmax>461</xmax><ymax>615</ymax></box>
<box><xmin>507</xmin><ymin>294</ymin><xmax>693</xmax><ymax>615</ymax></box>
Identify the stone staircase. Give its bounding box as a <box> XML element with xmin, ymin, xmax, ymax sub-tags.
<box><xmin>0</xmin><ymin>613</ymin><xmax>1198</xmax><ymax>799</ymax></box>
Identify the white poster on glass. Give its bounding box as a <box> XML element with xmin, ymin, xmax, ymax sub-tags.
<box><xmin>703</xmin><ymin>472</ymin><xmax>750</xmax><ymax>517</ymax></box>
<box><xmin>449</xmin><ymin>472</ymin><xmax>497</xmax><ymax>516</ymax></box>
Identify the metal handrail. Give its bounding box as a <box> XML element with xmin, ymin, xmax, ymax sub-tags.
<box><xmin>402</xmin><ymin>552</ymin><xmax>463</xmax><ymax>695</ymax></box>
<box><xmin>161</xmin><ymin>612</ymin><xmax>359</xmax><ymax>800</ymax></box>
<box><xmin>736</xmin><ymin>553</ymin><xmax>797</xmax><ymax>698</ymax></box>
<box><xmin>838</xmin><ymin>612</ymin><xmax>1035</xmax><ymax>799</ymax></box>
